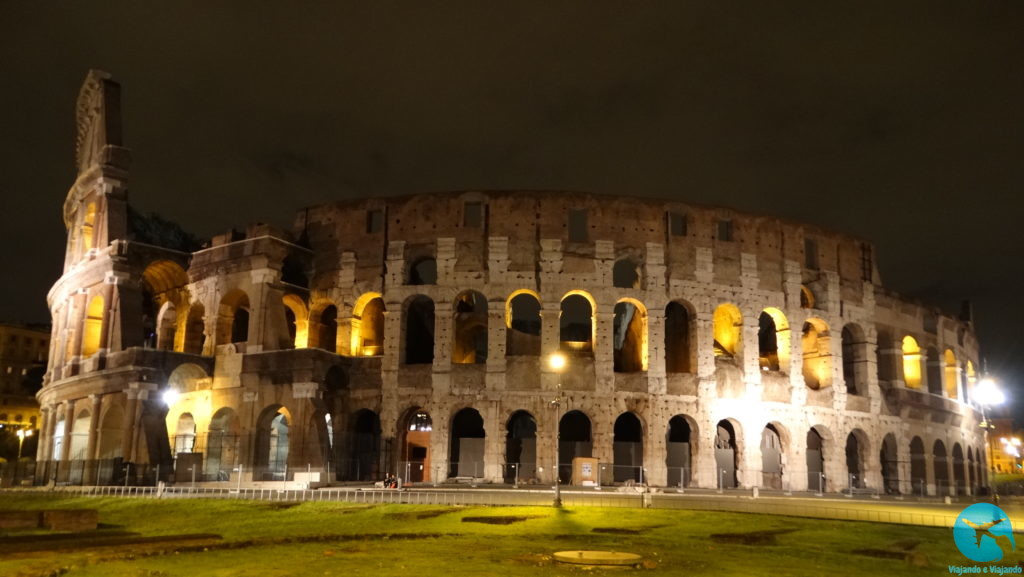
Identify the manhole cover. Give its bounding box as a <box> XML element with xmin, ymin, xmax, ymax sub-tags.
<box><xmin>553</xmin><ymin>550</ymin><xmax>643</xmax><ymax>566</ymax></box>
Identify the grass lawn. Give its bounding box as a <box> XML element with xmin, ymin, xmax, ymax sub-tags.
<box><xmin>0</xmin><ymin>493</ymin><xmax>1015</xmax><ymax>576</ymax></box>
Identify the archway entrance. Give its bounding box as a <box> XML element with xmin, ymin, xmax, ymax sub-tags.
<box><xmin>715</xmin><ymin>420</ymin><xmax>738</xmax><ymax>489</ymax></box>
<box><xmin>910</xmin><ymin>437</ymin><xmax>926</xmax><ymax>495</ymax></box>
<box><xmin>613</xmin><ymin>413</ymin><xmax>643</xmax><ymax>483</ymax></box>
<box><xmin>806</xmin><ymin>428</ymin><xmax>825</xmax><ymax>492</ymax></box>
<box><xmin>255</xmin><ymin>407</ymin><xmax>290</xmax><ymax>480</ymax></box>
<box><xmin>449</xmin><ymin>408</ymin><xmax>485</xmax><ymax>478</ymax></box>
<box><xmin>934</xmin><ymin>440</ymin><xmax>950</xmax><ymax>495</ymax></box>
<box><xmin>666</xmin><ymin>415</ymin><xmax>693</xmax><ymax>487</ymax></box>
<box><xmin>205</xmin><ymin>408</ymin><xmax>240</xmax><ymax>480</ymax></box>
<box><xmin>761</xmin><ymin>425</ymin><xmax>783</xmax><ymax>489</ymax></box>
<box><xmin>400</xmin><ymin>409</ymin><xmax>432</xmax><ymax>483</ymax></box>
<box><xmin>505</xmin><ymin>411</ymin><xmax>537</xmax><ymax>482</ymax></box>
<box><xmin>880</xmin><ymin>434</ymin><xmax>899</xmax><ymax>494</ymax></box>
<box><xmin>559</xmin><ymin>411</ymin><xmax>592</xmax><ymax>484</ymax></box>
<box><xmin>845</xmin><ymin>432</ymin><xmax>864</xmax><ymax>489</ymax></box>
<box><xmin>350</xmin><ymin>410</ymin><xmax>381</xmax><ymax>481</ymax></box>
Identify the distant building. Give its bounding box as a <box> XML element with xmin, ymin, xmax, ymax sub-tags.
<box><xmin>36</xmin><ymin>71</ymin><xmax>989</xmax><ymax>495</ymax></box>
<box><xmin>0</xmin><ymin>322</ymin><xmax>48</xmax><ymax>433</ymax></box>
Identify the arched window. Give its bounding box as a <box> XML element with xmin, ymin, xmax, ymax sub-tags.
<box><xmin>560</xmin><ymin>293</ymin><xmax>594</xmax><ymax>354</ymax></box>
<box><xmin>184</xmin><ymin>303</ymin><xmax>206</xmax><ymax>355</ymax></box>
<box><xmin>404</xmin><ymin>296</ymin><xmax>435</xmax><ymax>364</ymax></box>
<box><xmin>318</xmin><ymin>305</ymin><xmax>338</xmax><ymax>353</ymax></box>
<box><xmin>613</xmin><ymin>299</ymin><xmax>647</xmax><ymax>372</ymax></box>
<box><xmin>452</xmin><ymin>291</ymin><xmax>488</xmax><ymax>364</ymax></box>
<box><xmin>758</xmin><ymin>308</ymin><xmax>790</xmax><ymax>372</ymax></box>
<box><xmin>612</xmin><ymin>258</ymin><xmax>640</xmax><ymax>289</ymax></box>
<box><xmin>944</xmin><ymin>349</ymin><xmax>959</xmax><ymax>399</ymax></box>
<box><xmin>81</xmin><ymin>295</ymin><xmax>105</xmax><ymax>358</ymax></box>
<box><xmin>841</xmin><ymin>324</ymin><xmax>866</xmax><ymax>395</ymax></box>
<box><xmin>902</xmin><ymin>336</ymin><xmax>922</xmax><ymax>389</ymax></box>
<box><xmin>506</xmin><ymin>292</ymin><xmax>541</xmax><ymax>357</ymax></box>
<box><xmin>81</xmin><ymin>202</ymin><xmax>97</xmax><ymax>252</ymax></box>
<box><xmin>407</xmin><ymin>258</ymin><xmax>437</xmax><ymax>285</ymax></box>
<box><xmin>712</xmin><ymin>304</ymin><xmax>742</xmax><ymax>359</ymax></box>
<box><xmin>801</xmin><ymin>319</ymin><xmax>832</xmax><ymax>390</ymax></box>
<box><xmin>216</xmin><ymin>290</ymin><xmax>250</xmax><ymax>346</ymax></box>
<box><xmin>664</xmin><ymin>301</ymin><xmax>692</xmax><ymax>373</ymax></box>
<box><xmin>352</xmin><ymin>295</ymin><xmax>385</xmax><ymax>356</ymax></box>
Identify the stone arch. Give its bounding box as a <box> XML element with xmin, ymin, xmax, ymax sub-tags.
<box><xmin>156</xmin><ymin>301</ymin><xmax>178</xmax><ymax>351</ymax></box>
<box><xmin>933</xmin><ymin>439</ymin><xmax>950</xmax><ymax>494</ymax></box>
<box><xmin>452</xmin><ymin>291</ymin><xmax>488</xmax><ymax>364</ymax></box>
<box><xmin>806</xmin><ymin>426</ymin><xmax>830</xmax><ymax>492</ymax></box>
<box><xmin>559</xmin><ymin>410</ymin><xmax>592</xmax><ymax>484</ymax></box>
<box><xmin>281</xmin><ymin>294</ymin><xmax>308</xmax><ymax>349</ymax></box>
<box><xmin>216</xmin><ymin>289</ymin><xmax>250</xmax><ymax>346</ymax></box>
<box><xmin>880</xmin><ymin>433</ymin><xmax>899</xmax><ymax>494</ymax></box>
<box><xmin>184</xmin><ymin>302</ymin><xmax>206</xmax><ymax>355</ymax></box>
<box><xmin>172</xmin><ymin>413</ymin><xmax>197</xmax><ymax>454</ymax></box>
<box><xmin>664</xmin><ymin>300</ymin><xmax>694</xmax><ymax>373</ymax></box>
<box><xmin>97</xmin><ymin>402</ymin><xmax>124</xmax><ymax>459</ymax></box>
<box><xmin>944</xmin><ymin>349</ymin><xmax>959</xmax><ymax>399</ymax></box>
<box><xmin>965</xmin><ymin>361</ymin><xmax>977</xmax><ymax>403</ymax></box>
<box><xmin>613</xmin><ymin>412</ymin><xmax>644</xmax><ymax>483</ymax></box>
<box><xmin>449</xmin><ymin>407</ymin><xmax>486</xmax><ymax>477</ymax></box>
<box><xmin>612</xmin><ymin>257</ymin><xmax>640</xmax><ymax>289</ymax></box>
<box><xmin>875</xmin><ymin>329</ymin><xmax>897</xmax><ymax>383</ymax></box>
<box><xmin>403</xmin><ymin>295</ymin><xmax>435</xmax><ymax>365</ymax></box>
<box><xmin>505</xmin><ymin>410</ymin><xmax>537</xmax><ymax>482</ymax></box>
<box><xmin>81</xmin><ymin>201</ymin><xmax>97</xmax><ymax>251</ymax></box>
<box><xmin>506</xmin><ymin>290</ymin><xmax>541</xmax><ymax>356</ymax></box>
<box><xmin>254</xmin><ymin>405</ymin><xmax>291</xmax><ymax>479</ymax></box>
<box><xmin>399</xmin><ymin>407</ymin><xmax>433</xmax><ymax>482</ymax></box>
<box><xmin>316</xmin><ymin>304</ymin><xmax>339</xmax><ymax>353</ymax></box>
<box><xmin>560</xmin><ymin>291</ymin><xmax>595</xmax><ymax>354</ymax></box>
<box><xmin>715</xmin><ymin>418</ymin><xmax>741</xmax><ymax>489</ymax></box>
<box><xmin>760</xmin><ymin>423</ymin><xmax>787</xmax><ymax>489</ymax></box>
<box><xmin>349</xmin><ymin>409</ymin><xmax>381</xmax><ymax>481</ymax></box>
<box><xmin>845</xmin><ymin>429</ymin><xmax>870</xmax><ymax>489</ymax></box>
<box><xmin>206</xmin><ymin>407</ymin><xmax>240</xmax><ymax>479</ymax></box>
<box><xmin>407</xmin><ymin>257</ymin><xmax>437</xmax><ymax>285</ymax></box>
<box><xmin>800</xmin><ymin>285</ymin><xmax>815</xmax><ymax>309</ymax></box>
<box><xmin>926</xmin><ymin>346</ymin><xmax>942</xmax><ymax>395</ymax></box>
<box><xmin>666</xmin><ymin>414</ymin><xmax>698</xmax><ymax>487</ymax></box>
<box><xmin>910</xmin><ymin>436</ymin><xmax>927</xmax><ymax>494</ymax></box>
<box><xmin>167</xmin><ymin>363</ymin><xmax>210</xmax><ymax>393</ymax></box>
<box><xmin>801</xmin><ymin>318</ymin><xmax>832</xmax><ymax>390</ymax></box>
<box><xmin>841</xmin><ymin>323</ymin><xmax>867</xmax><ymax>395</ymax></box>
<box><xmin>352</xmin><ymin>293</ymin><xmax>385</xmax><ymax>356</ymax></box>
<box><xmin>902</xmin><ymin>336</ymin><xmax>922</xmax><ymax>389</ymax></box>
<box><xmin>69</xmin><ymin>408</ymin><xmax>92</xmax><ymax>460</ymax></box>
<box><xmin>613</xmin><ymin>298</ymin><xmax>647</xmax><ymax>373</ymax></box>
<box><xmin>758</xmin><ymin>308</ymin><xmax>790</xmax><ymax>372</ymax></box>
<box><xmin>952</xmin><ymin>443</ymin><xmax>966</xmax><ymax>495</ymax></box>
<box><xmin>712</xmin><ymin>303</ymin><xmax>742</xmax><ymax>360</ymax></box>
<box><xmin>81</xmin><ymin>294</ymin><xmax>105</xmax><ymax>358</ymax></box>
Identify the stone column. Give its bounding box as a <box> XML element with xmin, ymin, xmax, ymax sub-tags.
<box><xmin>647</xmin><ymin>307</ymin><xmax>666</xmax><ymax>395</ymax></box>
<box><xmin>645</xmin><ymin>414</ymin><xmax>668</xmax><ymax>487</ymax></box>
<box><xmin>693</xmin><ymin>311</ymin><xmax>715</xmax><ymax>380</ymax></box>
<box><xmin>741</xmin><ymin>313</ymin><xmax>762</xmax><ymax>395</ymax></box>
<box><xmin>433</xmin><ymin>299</ymin><xmax>453</xmax><ymax>373</ymax></box>
<box><xmin>789</xmin><ymin>433</ymin><xmax>809</xmax><ymax>492</ymax></box>
<box><xmin>59</xmin><ymin>399</ymin><xmax>75</xmax><ymax>463</ymax></box>
<box><xmin>84</xmin><ymin>394</ymin><xmax>102</xmax><ymax>484</ymax></box>
<box><xmin>594</xmin><ymin>311</ymin><xmax>615</xmax><ymax>395</ymax></box>
<box><xmin>485</xmin><ymin>299</ymin><xmax>507</xmax><ymax>392</ymax></box>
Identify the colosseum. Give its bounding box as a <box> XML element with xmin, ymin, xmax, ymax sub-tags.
<box><xmin>36</xmin><ymin>70</ymin><xmax>988</xmax><ymax>495</ymax></box>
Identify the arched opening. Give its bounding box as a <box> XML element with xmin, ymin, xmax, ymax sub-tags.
<box><xmin>505</xmin><ymin>411</ymin><xmax>537</xmax><ymax>482</ymax></box>
<box><xmin>81</xmin><ymin>295</ymin><xmax>105</xmax><ymax>358</ymax></box>
<box><xmin>506</xmin><ymin>292</ymin><xmax>541</xmax><ymax>356</ymax></box>
<box><xmin>758</xmin><ymin>309</ymin><xmax>790</xmax><ymax>372</ymax></box>
<box><xmin>612</xmin><ymin>258</ymin><xmax>640</xmax><ymax>289</ymax></box>
<box><xmin>613</xmin><ymin>299</ymin><xmax>647</xmax><ymax>373</ymax></box>
<box><xmin>875</xmin><ymin>330</ymin><xmax>896</xmax><ymax>383</ymax></box>
<box><xmin>952</xmin><ymin>443</ymin><xmax>966</xmax><ymax>495</ymax></box>
<box><xmin>97</xmin><ymin>404</ymin><xmax>124</xmax><ymax>460</ymax></box>
<box><xmin>142</xmin><ymin>260</ymin><xmax>189</xmax><ymax>350</ymax></box>
<box><xmin>281</xmin><ymin>255</ymin><xmax>308</xmax><ymax>288</ymax></box>
<box><xmin>407</xmin><ymin>257</ymin><xmax>437</xmax><ymax>285</ymax></box>
<box><xmin>926</xmin><ymin>346</ymin><xmax>942</xmax><ymax>395</ymax></box>
<box><xmin>806</xmin><ymin>428</ymin><xmax>826</xmax><ymax>491</ymax></box>
<box><xmin>156</xmin><ymin>302</ymin><xmax>177</xmax><ymax>351</ymax></box>
<box><xmin>760</xmin><ymin>424</ymin><xmax>784</xmax><ymax>489</ymax></box>
<box><xmin>559</xmin><ymin>410</ymin><xmax>592</xmax><ymax>484</ymax></box>
<box><xmin>403</xmin><ymin>296</ymin><xmax>435</xmax><ymax>364</ymax></box>
<box><xmin>173</xmin><ymin>413</ymin><xmax>196</xmax><ymax>454</ymax></box>
<box><xmin>449</xmin><ymin>408</ymin><xmax>486</xmax><ymax>478</ymax></box>
<box><xmin>910</xmin><ymin>437</ymin><xmax>926</xmax><ymax>495</ymax></box>
<box><xmin>712</xmin><ymin>304</ymin><xmax>742</xmax><ymax>360</ymax></box>
<box><xmin>352</xmin><ymin>295</ymin><xmax>385</xmax><ymax>356</ymax></box>
<box><xmin>184</xmin><ymin>303</ymin><xmax>206</xmax><ymax>355</ymax></box>
<box><xmin>666</xmin><ymin>415</ymin><xmax>695</xmax><ymax>487</ymax></box>
<box><xmin>254</xmin><ymin>406</ymin><xmax>290</xmax><ymax>480</ymax></box>
<box><xmin>845</xmin><ymin>430</ymin><xmax>867</xmax><ymax>489</ymax></box>
<box><xmin>318</xmin><ymin>305</ymin><xmax>338</xmax><ymax>353</ymax></box>
<box><xmin>452</xmin><ymin>291</ymin><xmax>488</xmax><ymax>364</ymax></box>
<box><xmin>880</xmin><ymin>433</ymin><xmax>899</xmax><ymax>494</ymax></box>
<box><xmin>841</xmin><ymin>324</ymin><xmax>866</xmax><ymax>395</ymax></box>
<box><xmin>613</xmin><ymin>412</ymin><xmax>644</xmax><ymax>483</ymax></box>
<box><xmin>715</xmin><ymin>420</ymin><xmax>739</xmax><ymax>488</ymax></box>
<box><xmin>965</xmin><ymin>361</ymin><xmax>977</xmax><ymax>403</ymax></box>
<box><xmin>902</xmin><ymin>336</ymin><xmax>922</xmax><ymax>389</ymax></box>
<box><xmin>69</xmin><ymin>409</ymin><xmax>91</xmax><ymax>460</ymax></box>
<box><xmin>216</xmin><ymin>290</ymin><xmax>250</xmax><ymax>346</ymax></box>
<box><xmin>400</xmin><ymin>408</ymin><xmax>432</xmax><ymax>483</ymax></box>
<box><xmin>800</xmin><ymin>285</ymin><xmax>815</xmax><ymax>309</ymax></box>
<box><xmin>281</xmin><ymin>294</ymin><xmax>307</xmax><ymax>349</ymax></box>
<box><xmin>801</xmin><ymin>319</ymin><xmax>832</xmax><ymax>390</ymax></box>
<box><xmin>348</xmin><ymin>409</ymin><xmax>381</xmax><ymax>481</ymax></box>
<box><xmin>81</xmin><ymin>202</ymin><xmax>97</xmax><ymax>252</ymax></box>
<box><xmin>933</xmin><ymin>440</ymin><xmax>949</xmax><ymax>494</ymax></box>
<box><xmin>52</xmin><ymin>417</ymin><xmax>65</xmax><ymax>461</ymax></box>
<box><xmin>967</xmin><ymin>448</ymin><xmax>976</xmax><ymax>493</ymax></box>
<box><xmin>664</xmin><ymin>301</ymin><xmax>692</xmax><ymax>373</ymax></box>
<box><xmin>944</xmin><ymin>349</ymin><xmax>959</xmax><ymax>399</ymax></box>
<box><xmin>560</xmin><ymin>293</ymin><xmax>594</xmax><ymax>354</ymax></box>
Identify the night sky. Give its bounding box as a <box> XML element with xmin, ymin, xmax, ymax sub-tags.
<box><xmin>1</xmin><ymin>3</ymin><xmax>1021</xmax><ymax>414</ymax></box>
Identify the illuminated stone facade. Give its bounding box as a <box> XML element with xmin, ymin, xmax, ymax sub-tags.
<box><xmin>37</xmin><ymin>71</ymin><xmax>988</xmax><ymax>494</ymax></box>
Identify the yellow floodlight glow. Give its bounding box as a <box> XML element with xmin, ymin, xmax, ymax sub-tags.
<box><xmin>548</xmin><ymin>352</ymin><xmax>567</xmax><ymax>372</ymax></box>
<box><xmin>975</xmin><ymin>378</ymin><xmax>1005</xmax><ymax>407</ymax></box>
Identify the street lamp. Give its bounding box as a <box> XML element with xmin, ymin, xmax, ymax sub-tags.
<box><xmin>16</xmin><ymin>428</ymin><xmax>32</xmax><ymax>460</ymax></box>
<box><xmin>975</xmin><ymin>377</ymin><xmax>1005</xmax><ymax>489</ymax></box>
<box><xmin>548</xmin><ymin>351</ymin><xmax>567</xmax><ymax>508</ymax></box>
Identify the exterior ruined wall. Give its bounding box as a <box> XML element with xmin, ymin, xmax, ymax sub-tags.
<box><xmin>39</xmin><ymin>189</ymin><xmax>987</xmax><ymax>495</ymax></box>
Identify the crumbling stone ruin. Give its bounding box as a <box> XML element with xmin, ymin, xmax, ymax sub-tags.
<box><xmin>37</xmin><ymin>71</ymin><xmax>986</xmax><ymax>495</ymax></box>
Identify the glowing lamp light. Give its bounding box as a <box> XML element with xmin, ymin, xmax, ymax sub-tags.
<box><xmin>975</xmin><ymin>378</ymin><xmax>1005</xmax><ymax>407</ymax></box>
<box><xmin>162</xmin><ymin>389</ymin><xmax>179</xmax><ymax>407</ymax></box>
<box><xmin>548</xmin><ymin>352</ymin><xmax>567</xmax><ymax>372</ymax></box>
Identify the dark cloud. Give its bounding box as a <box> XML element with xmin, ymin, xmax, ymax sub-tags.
<box><xmin>1</xmin><ymin>1</ymin><xmax>1022</xmax><ymax>412</ymax></box>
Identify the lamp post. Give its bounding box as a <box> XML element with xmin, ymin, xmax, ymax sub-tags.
<box><xmin>548</xmin><ymin>352</ymin><xmax>567</xmax><ymax>508</ymax></box>
<box><xmin>16</xmin><ymin>428</ymin><xmax>32</xmax><ymax>460</ymax></box>
<box><xmin>975</xmin><ymin>377</ymin><xmax>1004</xmax><ymax>492</ymax></box>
